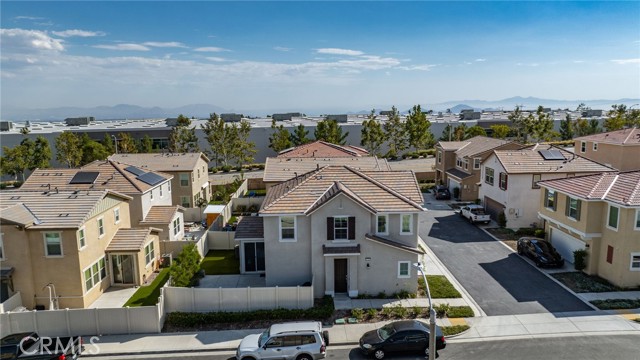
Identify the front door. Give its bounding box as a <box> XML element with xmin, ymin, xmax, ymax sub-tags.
<box><xmin>334</xmin><ymin>259</ymin><xmax>348</xmax><ymax>293</ymax></box>
<box><xmin>111</xmin><ymin>254</ymin><xmax>135</xmax><ymax>285</ymax></box>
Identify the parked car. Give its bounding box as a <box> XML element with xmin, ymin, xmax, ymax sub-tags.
<box><xmin>517</xmin><ymin>237</ymin><xmax>565</xmax><ymax>268</ymax></box>
<box><xmin>434</xmin><ymin>186</ymin><xmax>451</xmax><ymax>200</ymax></box>
<box><xmin>459</xmin><ymin>204</ymin><xmax>491</xmax><ymax>224</ymax></box>
<box><xmin>359</xmin><ymin>320</ymin><xmax>446</xmax><ymax>359</ymax></box>
<box><xmin>0</xmin><ymin>332</ymin><xmax>83</xmax><ymax>360</ymax></box>
<box><xmin>236</xmin><ymin>321</ymin><xmax>328</xmax><ymax>360</ymax></box>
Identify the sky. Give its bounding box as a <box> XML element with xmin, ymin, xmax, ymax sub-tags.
<box><xmin>1</xmin><ymin>1</ymin><xmax>639</xmax><ymax>113</ymax></box>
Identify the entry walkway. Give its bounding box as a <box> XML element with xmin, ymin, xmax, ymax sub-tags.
<box><xmin>88</xmin><ymin>287</ymin><xmax>138</xmax><ymax>308</ymax></box>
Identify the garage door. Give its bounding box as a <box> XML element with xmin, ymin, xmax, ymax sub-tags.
<box><xmin>550</xmin><ymin>228</ymin><xmax>586</xmax><ymax>264</ymax></box>
<box><xmin>448</xmin><ymin>179</ymin><xmax>460</xmax><ymax>195</ymax></box>
<box><xmin>484</xmin><ymin>196</ymin><xmax>505</xmax><ymax>222</ymax></box>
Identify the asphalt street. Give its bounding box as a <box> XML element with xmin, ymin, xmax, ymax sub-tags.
<box><xmin>419</xmin><ymin>206</ymin><xmax>593</xmax><ymax>316</ymax></box>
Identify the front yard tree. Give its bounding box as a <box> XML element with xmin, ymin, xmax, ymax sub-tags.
<box><xmin>360</xmin><ymin>109</ymin><xmax>386</xmax><ymax>156</ymax></box>
<box><xmin>490</xmin><ymin>124</ymin><xmax>510</xmax><ymax>139</ymax></box>
<box><xmin>315</xmin><ymin>118</ymin><xmax>348</xmax><ymax>145</ymax></box>
<box><xmin>405</xmin><ymin>105</ymin><xmax>433</xmax><ymax>151</ymax></box>
<box><xmin>56</xmin><ymin>131</ymin><xmax>83</xmax><ymax>168</ymax></box>
<box><xmin>291</xmin><ymin>123</ymin><xmax>311</xmax><ymax>146</ymax></box>
<box><xmin>268</xmin><ymin>119</ymin><xmax>292</xmax><ymax>152</ymax></box>
<box><xmin>465</xmin><ymin>125</ymin><xmax>487</xmax><ymax>139</ymax></box>
<box><xmin>117</xmin><ymin>132</ymin><xmax>139</xmax><ymax>154</ymax></box>
<box><xmin>383</xmin><ymin>106</ymin><xmax>407</xmax><ymax>158</ymax></box>
<box><xmin>559</xmin><ymin>113</ymin><xmax>574</xmax><ymax>140</ymax></box>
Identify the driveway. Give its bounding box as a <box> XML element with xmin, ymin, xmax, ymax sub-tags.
<box><xmin>419</xmin><ymin>201</ymin><xmax>593</xmax><ymax>316</ymax></box>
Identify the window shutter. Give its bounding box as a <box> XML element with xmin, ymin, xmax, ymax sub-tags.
<box><xmin>576</xmin><ymin>200</ymin><xmax>581</xmax><ymax>221</ymax></box>
<box><xmin>544</xmin><ymin>189</ymin><xmax>549</xmax><ymax>206</ymax></box>
<box><xmin>327</xmin><ymin>217</ymin><xmax>334</xmax><ymax>241</ymax></box>
<box><xmin>565</xmin><ymin>196</ymin><xmax>570</xmax><ymax>217</ymax></box>
<box><xmin>348</xmin><ymin>216</ymin><xmax>356</xmax><ymax>240</ymax></box>
<box><xmin>504</xmin><ymin>174</ymin><xmax>508</xmax><ymax>190</ymax></box>
<box><xmin>553</xmin><ymin>192</ymin><xmax>558</xmax><ymax>211</ymax></box>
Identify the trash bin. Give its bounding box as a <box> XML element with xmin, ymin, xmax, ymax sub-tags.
<box><xmin>234</xmin><ymin>244</ymin><xmax>240</xmax><ymax>259</ymax></box>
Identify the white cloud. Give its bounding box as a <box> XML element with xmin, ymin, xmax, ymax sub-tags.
<box><xmin>206</xmin><ymin>57</ymin><xmax>227</xmax><ymax>62</ymax></box>
<box><xmin>274</xmin><ymin>46</ymin><xmax>291</xmax><ymax>52</ymax></box>
<box><xmin>93</xmin><ymin>43</ymin><xmax>151</xmax><ymax>51</ymax></box>
<box><xmin>475</xmin><ymin>58</ymin><xmax>486</xmax><ymax>62</ymax></box>
<box><xmin>52</xmin><ymin>29</ymin><xmax>106</xmax><ymax>37</ymax></box>
<box><xmin>143</xmin><ymin>41</ymin><xmax>187</xmax><ymax>48</ymax></box>
<box><xmin>0</xmin><ymin>28</ymin><xmax>64</xmax><ymax>52</ymax></box>
<box><xmin>611</xmin><ymin>58</ymin><xmax>640</xmax><ymax>65</ymax></box>
<box><xmin>14</xmin><ymin>16</ymin><xmax>45</xmax><ymax>21</ymax></box>
<box><xmin>573</xmin><ymin>60</ymin><xmax>585</xmax><ymax>64</ymax></box>
<box><xmin>396</xmin><ymin>64</ymin><xmax>437</xmax><ymax>71</ymax></box>
<box><xmin>316</xmin><ymin>48</ymin><xmax>364</xmax><ymax>56</ymax></box>
<box><xmin>194</xmin><ymin>47</ymin><xmax>230</xmax><ymax>52</ymax></box>
<box><xmin>516</xmin><ymin>62</ymin><xmax>539</xmax><ymax>67</ymax></box>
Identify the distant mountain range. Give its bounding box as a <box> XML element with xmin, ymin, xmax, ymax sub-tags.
<box><xmin>2</xmin><ymin>97</ymin><xmax>638</xmax><ymax>121</ymax></box>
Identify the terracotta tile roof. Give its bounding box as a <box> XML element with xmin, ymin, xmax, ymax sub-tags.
<box><xmin>539</xmin><ymin>171</ymin><xmax>640</xmax><ymax>206</ymax></box>
<box><xmin>492</xmin><ymin>144</ymin><xmax>615</xmax><ymax>174</ymax></box>
<box><xmin>110</xmin><ymin>152</ymin><xmax>210</xmax><ymax>171</ymax></box>
<box><xmin>574</xmin><ymin>128</ymin><xmax>640</xmax><ymax>145</ymax></box>
<box><xmin>0</xmin><ymin>190</ymin><xmax>131</xmax><ymax>229</ymax></box>
<box><xmin>139</xmin><ymin>205</ymin><xmax>183</xmax><ymax>225</ymax></box>
<box><xmin>105</xmin><ymin>228</ymin><xmax>155</xmax><ymax>252</ymax></box>
<box><xmin>263</xmin><ymin>156</ymin><xmax>391</xmax><ymax>183</ymax></box>
<box><xmin>323</xmin><ymin>244</ymin><xmax>361</xmax><ymax>255</ymax></box>
<box><xmin>234</xmin><ymin>216</ymin><xmax>264</xmax><ymax>239</ymax></box>
<box><xmin>278</xmin><ymin>141</ymin><xmax>370</xmax><ymax>158</ymax></box>
<box><xmin>21</xmin><ymin>160</ymin><xmax>172</xmax><ymax>194</ymax></box>
<box><xmin>261</xmin><ymin>166</ymin><xmax>424</xmax><ymax>215</ymax></box>
<box><xmin>436</xmin><ymin>141</ymin><xmax>469</xmax><ymax>151</ymax></box>
<box><xmin>365</xmin><ymin>234</ymin><xmax>425</xmax><ymax>254</ymax></box>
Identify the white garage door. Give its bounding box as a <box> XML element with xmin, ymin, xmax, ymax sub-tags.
<box><xmin>448</xmin><ymin>179</ymin><xmax>460</xmax><ymax>195</ymax></box>
<box><xmin>550</xmin><ymin>228</ymin><xmax>586</xmax><ymax>264</ymax></box>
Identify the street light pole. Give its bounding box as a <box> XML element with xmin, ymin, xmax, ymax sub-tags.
<box><xmin>414</xmin><ymin>262</ymin><xmax>436</xmax><ymax>360</ymax></box>
<box><xmin>111</xmin><ymin>135</ymin><xmax>118</xmax><ymax>154</ymax></box>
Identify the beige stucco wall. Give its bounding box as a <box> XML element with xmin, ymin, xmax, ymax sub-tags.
<box><xmin>168</xmin><ymin>158</ymin><xmax>211</xmax><ymax>208</ymax></box>
<box><xmin>576</xmin><ymin>141</ymin><xmax>640</xmax><ymax>171</ymax></box>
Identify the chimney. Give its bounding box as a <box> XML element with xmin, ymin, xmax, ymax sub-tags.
<box><xmin>55</xmin><ymin>187</ymin><xmax>59</xmax><ymax>194</ymax></box>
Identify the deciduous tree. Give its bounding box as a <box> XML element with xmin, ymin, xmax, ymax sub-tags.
<box><xmin>139</xmin><ymin>134</ymin><xmax>154</xmax><ymax>153</ymax></box>
<box><xmin>360</xmin><ymin>109</ymin><xmax>386</xmax><ymax>156</ymax></box>
<box><xmin>383</xmin><ymin>106</ymin><xmax>406</xmax><ymax>158</ymax></box>
<box><xmin>508</xmin><ymin>106</ymin><xmax>527</xmax><ymax>142</ymax></box>
<box><xmin>490</xmin><ymin>124</ymin><xmax>510</xmax><ymax>139</ymax></box>
<box><xmin>80</xmin><ymin>133</ymin><xmax>109</xmax><ymax>165</ymax></box>
<box><xmin>405</xmin><ymin>105</ymin><xmax>433</xmax><ymax>150</ymax></box>
<box><xmin>233</xmin><ymin>119</ymin><xmax>256</xmax><ymax>167</ymax></box>
<box><xmin>465</xmin><ymin>126</ymin><xmax>487</xmax><ymax>139</ymax></box>
<box><xmin>268</xmin><ymin>119</ymin><xmax>292</xmax><ymax>153</ymax></box>
<box><xmin>55</xmin><ymin>131</ymin><xmax>82</xmax><ymax>168</ymax></box>
<box><xmin>117</xmin><ymin>132</ymin><xmax>139</xmax><ymax>154</ymax></box>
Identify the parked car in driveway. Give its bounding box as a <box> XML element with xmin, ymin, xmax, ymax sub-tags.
<box><xmin>359</xmin><ymin>320</ymin><xmax>446</xmax><ymax>359</ymax></box>
<box><xmin>236</xmin><ymin>321</ymin><xmax>328</xmax><ymax>360</ymax></box>
<box><xmin>517</xmin><ymin>237</ymin><xmax>565</xmax><ymax>268</ymax></box>
<box><xmin>459</xmin><ymin>204</ymin><xmax>491</xmax><ymax>224</ymax></box>
<box><xmin>434</xmin><ymin>186</ymin><xmax>451</xmax><ymax>200</ymax></box>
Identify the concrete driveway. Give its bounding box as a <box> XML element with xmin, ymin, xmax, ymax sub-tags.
<box><xmin>420</xmin><ymin>199</ymin><xmax>593</xmax><ymax>316</ymax></box>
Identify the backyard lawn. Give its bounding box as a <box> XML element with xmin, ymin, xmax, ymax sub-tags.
<box><xmin>200</xmin><ymin>250</ymin><xmax>240</xmax><ymax>275</ymax></box>
<box><xmin>123</xmin><ymin>268</ymin><xmax>170</xmax><ymax>307</ymax></box>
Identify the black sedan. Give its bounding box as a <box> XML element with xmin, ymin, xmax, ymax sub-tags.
<box><xmin>359</xmin><ymin>320</ymin><xmax>446</xmax><ymax>359</ymax></box>
<box><xmin>434</xmin><ymin>186</ymin><xmax>451</xmax><ymax>200</ymax></box>
<box><xmin>517</xmin><ymin>237</ymin><xmax>565</xmax><ymax>268</ymax></box>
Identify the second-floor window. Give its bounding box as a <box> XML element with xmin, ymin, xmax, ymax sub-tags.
<box><xmin>97</xmin><ymin>218</ymin><xmax>105</xmax><ymax>237</ymax></box>
<box><xmin>173</xmin><ymin>218</ymin><xmax>181</xmax><ymax>236</ymax></box>
<box><xmin>437</xmin><ymin>151</ymin><xmax>442</xmax><ymax>164</ymax></box>
<box><xmin>44</xmin><ymin>232</ymin><xmax>62</xmax><ymax>257</ymax></box>
<box><xmin>180</xmin><ymin>173</ymin><xmax>189</xmax><ymax>187</ymax></box>
<box><xmin>150</xmin><ymin>189</ymin><xmax>154</xmax><ymax>201</ymax></box>
<box><xmin>499</xmin><ymin>172</ymin><xmax>508</xmax><ymax>190</ymax></box>
<box><xmin>376</xmin><ymin>215</ymin><xmax>388</xmax><ymax>235</ymax></box>
<box><xmin>456</xmin><ymin>157</ymin><xmax>462</xmax><ymax>168</ymax></box>
<box><xmin>608</xmin><ymin>205</ymin><xmax>619</xmax><ymax>230</ymax></box>
<box><xmin>485</xmin><ymin>167</ymin><xmax>494</xmax><ymax>185</ymax></box>
<box><xmin>401</xmin><ymin>214</ymin><xmax>413</xmax><ymax>234</ymax></box>
<box><xmin>631</xmin><ymin>253</ymin><xmax>640</xmax><ymax>271</ymax></box>
<box><xmin>566</xmin><ymin>197</ymin><xmax>581</xmax><ymax>220</ymax></box>
<box><xmin>280</xmin><ymin>216</ymin><xmax>296</xmax><ymax>241</ymax></box>
<box><xmin>581</xmin><ymin>141</ymin><xmax>586</xmax><ymax>153</ymax></box>
<box><xmin>473</xmin><ymin>158</ymin><xmax>481</xmax><ymax>170</ymax></box>
<box><xmin>160</xmin><ymin>185</ymin><xmax>163</xmax><ymax>198</ymax></box>
<box><xmin>463</xmin><ymin>159</ymin><xmax>469</xmax><ymax>170</ymax></box>
<box><xmin>114</xmin><ymin>208</ymin><xmax>120</xmax><ymax>224</ymax></box>
<box><xmin>168</xmin><ymin>181</ymin><xmax>171</xmax><ymax>192</ymax></box>
<box><xmin>334</xmin><ymin>216</ymin><xmax>349</xmax><ymax>240</ymax></box>
<box><xmin>544</xmin><ymin>189</ymin><xmax>557</xmax><ymax>210</ymax></box>
<box><xmin>593</xmin><ymin>142</ymin><xmax>598</xmax><ymax>151</ymax></box>
<box><xmin>78</xmin><ymin>228</ymin><xmax>86</xmax><ymax>249</ymax></box>
<box><xmin>180</xmin><ymin>196</ymin><xmax>190</xmax><ymax>208</ymax></box>
<box><xmin>635</xmin><ymin>210</ymin><xmax>640</xmax><ymax>230</ymax></box>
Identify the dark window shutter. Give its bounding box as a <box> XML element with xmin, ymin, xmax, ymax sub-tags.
<box><xmin>576</xmin><ymin>200</ymin><xmax>581</xmax><ymax>221</ymax></box>
<box><xmin>606</xmin><ymin>245</ymin><xmax>614</xmax><ymax>264</ymax></box>
<box><xmin>327</xmin><ymin>217</ymin><xmax>334</xmax><ymax>241</ymax></box>
<box><xmin>348</xmin><ymin>216</ymin><xmax>356</xmax><ymax>240</ymax></box>
<box><xmin>553</xmin><ymin>192</ymin><xmax>558</xmax><ymax>211</ymax></box>
<box><xmin>504</xmin><ymin>174</ymin><xmax>508</xmax><ymax>190</ymax></box>
<box><xmin>544</xmin><ymin>189</ymin><xmax>549</xmax><ymax>207</ymax></box>
<box><xmin>565</xmin><ymin>196</ymin><xmax>570</xmax><ymax>217</ymax></box>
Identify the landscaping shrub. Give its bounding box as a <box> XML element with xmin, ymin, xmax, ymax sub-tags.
<box><xmin>169</xmin><ymin>244</ymin><xmax>202</xmax><ymax>287</ymax></box>
<box><xmin>412</xmin><ymin>306</ymin><xmax>423</xmax><ymax>318</ymax></box>
<box><xmin>366</xmin><ymin>308</ymin><xmax>378</xmax><ymax>319</ymax></box>
<box><xmin>497</xmin><ymin>211</ymin><xmax>507</xmax><ymax>228</ymax></box>
<box><xmin>222</xmin><ymin>165</ymin><xmax>232</xmax><ymax>172</ymax></box>
<box><xmin>351</xmin><ymin>308</ymin><xmax>365</xmax><ymax>321</ymax></box>
<box><xmin>590</xmin><ymin>299</ymin><xmax>640</xmax><ymax>310</ymax></box>
<box><xmin>573</xmin><ymin>249</ymin><xmax>588</xmax><ymax>271</ymax></box>
<box><xmin>393</xmin><ymin>305</ymin><xmax>408</xmax><ymax>318</ymax></box>
<box><xmin>442</xmin><ymin>325</ymin><xmax>470</xmax><ymax>336</ymax></box>
<box><xmin>12</xmin><ymin>181</ymin><xmax>22</xmax><ymax>188</ymax></box>
<box><xmin>381</xmin><ymin>307</ymin><xmax>394</xmax><ymax>318</ymax></box>
<box><xmin>433</xmin><ymin>303</ymin><xmax>450</xmax><ymax>318</ymax></box>
<box><xmin>447</xmin><ymin>306</ymin><xmax>474</xmax><ymax>318</ymax></box>
<box><xmin>534</xmin><ymin>229</ymin><xmax>546</xmax><ymax>238</ymax></box>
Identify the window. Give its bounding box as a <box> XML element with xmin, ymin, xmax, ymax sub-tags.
<box><xmin>473</xmin><ymin>158</ymin><xmax>481</xmax><ymax>170</ymax></box>
<box><xmin>114</xmin><ymin>208</ymin><xmax>120</xmax><ymax>224</ymax></box>
<box><xmin>456</xmin><ymin>157</ymin><xmax>462</xmax><ymax>168</ymax></box>
<box><xmin>376</xmin><ymin>215</ymin><xmax>388</xmax><ymax>235</ymax></box>
<box><xmin>280</xmin><ymin>216</ymin><xmax>296</xmax><ymax>241</ymax></box>
<box><xmin>44</xmin><ymin>232</ymin><xmax>62</xmax><ymax>257</ymax></box>
<box><xmin>0</xmin><ymin>233</ymin><xmax>4</xmax><ymax>260</ymax></box>
<box><xmin>97</xmin><ymin>217</ymin><xmax>105</xmax><ymax>237</ymax></box>
<box><xmin>78</xmin><ymin>228</ymin><xmax>86</xmax><ymax>249</ymax></box>
<box><xmin>608</xmin><ymin>205</ymin><xmax>619</xmax><ymax>230</ymax></box>
<box><xmin>499</xmin><ymin>172</ymin><xmax>508</xmax><ymax>190</ymax></box>
<box><xmin>532</xmin><ymin>174</ymin><xmax>541</xmax><ymax>189</ymax></box>
<box><xmin>631</xmin><ymin>253</ymin><xmax>640</xmax><ymax>271</ymax></box>
<box><xmin>145</xmin><ymin>242</ymin><xmax>155</xmax><ymax>266</ymax></box>
<box><xmin>197</xmin><ymin>168</ymin><xmax>200</xmax><ymax>179</ymax></box>
<box><xmin>191</xmin><ymin>172</ymin><xmax>194</xmax><ymax>183</ymax></box>
<box><xmin>485</xmin><ymin>167</ymin><xmax>494</xmax><ymax>185</ymax></box>
<box><xmin>398</xmin><ymin>261</ymin><xmax>410</xmax><ymax>278</ymax></box>
<box><xmin>173</xmin><ymin>218</ymin><xmax>181</xmax><ymax>236</ymax></box>
<box><xmin>180</xmin><ymin>196</ymin><xmax>190</xmax><ymax>208</ymax></box>
<box><xmin>334</xmin><ymin>216</ymin><xmax>348</xmax><ymax>240</ymax></box>
<box><xmin>580</xmin><ymin>141</ymin><xmax>586</xmax><ymax>153</ymax></box>
<box><xmin>168</xmin><ymin>180</ymin><xmax>171</xmax><ymax>192</ymax></box>
<box><xmin>84</xmin><ymin>257</ymin><xmax>106</xmax><ymax>292</ymax></box>
<box><xmin>437</xmin><ymin>151</ymin><xmax>442</xmax><ymax>164</ymax></box>
<box><xmin>160</xmin><ymin>185</ymin><xmax>163</xmax><ymax>198</ymax></box>
<box><xmin>607</xmin><ymin>245</ymin><xmax>614</xmax><ymax>264</ymax></box>
<box><xmin>566</xmin><ymin>197</ymin><xmax>581</xmax><ymax>220</ymax></box>
<box><xmin>593</xmin><ymin>142</ymin><xmax>598</xmax><ymax>151</ymax></box>
<box><xmin>150</xmin><ymin>189</ymin><xmax>154</xmax><ymax>201</ymax></box>
<box><xmin>180</xmin><ymin>173</ymin><xmax>189</xmax><ymax>187</ymax></box>
<box><xmin>401</xmin><ymin>214</ymin><xmax>413</xmax><ymax>234</ymax></box>
<box><xmin>635</xmin><ymin>209</ymin><xmax>640</xmax><ymax>230</ymax></box>
<box><xmin>463</xmin><ymin>159</ymin><xmax>469</xmax><ymax>170</ymax></box>
<box><xmin>545</xmin><ymin>189</ymin><xmax>557</xmax><ymax>210</ymax></box>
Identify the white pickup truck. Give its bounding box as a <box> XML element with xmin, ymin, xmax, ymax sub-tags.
<box><xmin>460</xmin><ymin>205</ymin><xmax>491</xmax><ymax>224</ymax></box>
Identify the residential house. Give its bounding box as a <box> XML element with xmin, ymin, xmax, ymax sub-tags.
<box><xmin>480</xmin><ymin>144</ymin><xmax>615</xmax><ymax>229</ymax></box>
<box><xmin>0</xmin><ymin>190</ymin><xmax>160</xmax><ymax>309</ymax></box>
<box><xmin>277</xmin><ymin>140</ymin><xmax>370</xmax><ymax>158</ymax></box>
<box><xmin>537</xmin><ymin>171</ymin><xmax>640</xmax><ymax>287</ymax></box>
<box><xmin>110</xmin><ymin>152</ymin><xmax>211</xmax><ymax>209</ymax></box>
<box><xmin>434</xmin><ymin>136</ymin><xmax>523</xmax><ymax>201</ymax></box>
<box><xmin>252</xmin><ymin>165</ymin><xmax>425</xmax><ymax>297</ymax></box>
<box><xmin>574</xmin><ymin>128</ymin><xmax>640</xmax><ymax>171</ymax></box>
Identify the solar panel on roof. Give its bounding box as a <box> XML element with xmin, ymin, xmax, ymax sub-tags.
<box><xmin>538</xmin><ymin>149</ymin><xmax>565</xmax><ymax>160</ymax></box>
<box><xmin>69</xmin><ymin>171</ymin><xmax>100</xmax><ymax>184</ymax></box>
<box><xmin>124</xmin><ymin>166</ymin><xmax>146</xmax><ymax>176</ymax></box>
<box><xmin>137</xmin><ymin>172</ymin><xmax>165</xmax><ymax>186</ymax></box>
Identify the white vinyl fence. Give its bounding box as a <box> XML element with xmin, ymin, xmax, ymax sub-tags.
<box><xmin>0</xmin><ymin>292</ymin><xmax>23</xmax><ymax>314</ymax></box>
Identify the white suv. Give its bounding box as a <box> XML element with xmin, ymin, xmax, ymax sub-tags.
<box><xmin>236</xmin><ymin>321</ymin><xmax>328</xmax><ymax>360</ymax></box>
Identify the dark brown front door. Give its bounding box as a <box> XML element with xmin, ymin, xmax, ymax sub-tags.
<box><xmin>334</xmin><ymin>259</ymin><xmax>348</xmax><ymax>293</ymax></box>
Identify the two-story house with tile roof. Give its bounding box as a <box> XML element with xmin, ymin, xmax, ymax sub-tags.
<box><xmin>574</xmin><ymin>127</ymin><xmax>640</xmax><ymax>171</ymax></box>
<box><xmin>110</xmin><ymin>152</ymin><xmax>211</xmax><ymax>209</ymax></box>
<box><xmin>537</xmin><ymin>171</ymin><xmax>640</xmax><ymax>287</ymax></box>
<box><xmin>277</xmin><ymin>140</ymin><xmax>370</xmax><ymax>158</ymax></box>
<box><xmin>480</xmin><ymin>144</ymin><xmax>616</xmax><ymax>229</ymax></box>
<box><xmin>251</xmin><ymin>165</ymin><xmax>425</xmax><ymax>298</ymax></box>
<box><xmin>435</xmin><ymin>136</ymin><xmax>524</xmax><ymax>201</ymax></box>
<box><xmin>0</xmin><ymin>190</ymin><xmax>160</xmax><ymax>309</ymax></box>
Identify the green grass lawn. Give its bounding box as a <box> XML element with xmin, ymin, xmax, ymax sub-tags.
<box><xmin>419</xmin><ymin>275</ymin><xmax>462</xmax><ymax>298</ymax></box>
<box><xmin>123</xmin><ymin>268</ymin><xmax>170</xmax><ymax>307</ymax></box>
<box><xmin>200</xmin><ymin>250</ymin><xmax>240</xmax><ymax>275</ymax></box>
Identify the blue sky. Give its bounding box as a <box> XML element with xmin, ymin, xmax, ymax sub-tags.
<box><xmin>1</xmin><ymin>1</ymin><xmax>639</xmax><ymax>113</ymax></box>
